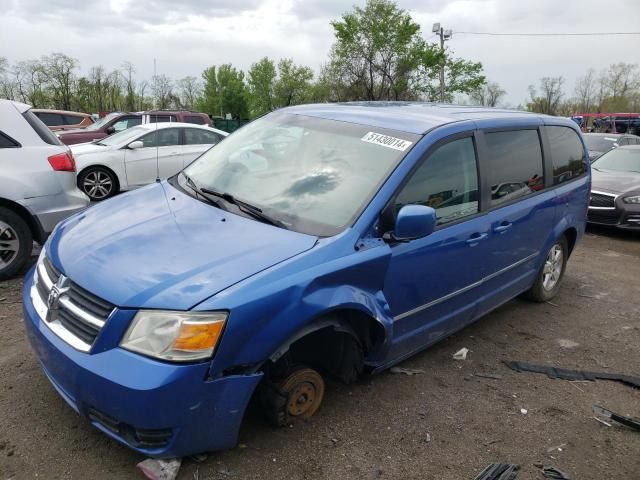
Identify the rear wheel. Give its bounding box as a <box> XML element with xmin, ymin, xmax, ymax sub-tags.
<box><xmin>78</xmin><ymin>167</ymin><xmax>118</xmax><ymax>201</ymax></box>
<box><xmin>525</xmin><ymin>236</ymin><xmax>568</xmax><ymax>302</ymax></box>
<box><xmin>261</xmin><ymin>366</ymin><xmax>325</xmax><ymax>427</ymax></box>
<box><xmin>0</xmin><ymin>207</ymin><xmax>33</xmax><ymax>281</ymax></box>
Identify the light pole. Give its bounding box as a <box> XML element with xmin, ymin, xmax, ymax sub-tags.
<box><xmin>432</xmin><ymin>23</ymin><xmax>452</xmax><ymax>103</ymax></box>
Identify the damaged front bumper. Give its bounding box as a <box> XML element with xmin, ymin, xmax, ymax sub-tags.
<box><xmin>22</xmin><ymin>267</ymin><xmax>262</xmax><ymax>458</ymax></box>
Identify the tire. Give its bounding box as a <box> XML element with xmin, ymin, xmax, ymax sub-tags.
<box><xmin>78</xmin><ymin>167</ymin><xmax>118</xmax><ymax>201</ymax></box>
<box><xmin>0</xmin><ymin>207</ymin><xmax>33</xmax><ymax>281</ymax></box>
<box><xmin>260</xmin><ymin>366</ymin><xmax>325</xmax><ymax>427</ymax></box>
<box><xmin>525</xmin><ymin>236</ymin><xmax>568</xmax><ymax>302</ymax></box>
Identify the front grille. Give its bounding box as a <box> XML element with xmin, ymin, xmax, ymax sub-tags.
<box><xmin>88</xmin><ymin>408</ymin><xmax>173</xmax><ymax>449</ymax></box>
<box><xmin>589</xmin><ymin>192</ymin><xmax>615</xmax><ymax>208</ymax></box>
<box><xmin>31</xmin><ymin>255</ymin><xmax>114</xmax><ymax>352</ymax></box>
<box><xmin>588</xmin><ymin>211</ymin><xmax>620</xmax><ymax>225</ymax></box>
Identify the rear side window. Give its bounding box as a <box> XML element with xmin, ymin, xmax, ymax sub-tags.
<box><xmin>484</xmin><ymin>130</ymin><xmax>544</xmax><ymax>207</ymax></box>
<box><xmin>149</xmin><ymin>115</ymin><xmax>178</xmax><ymax>123</ymax></box>
<box><xmin>63</xmin><ymin>114</ymin><xmax>83</xmax><ymax>125</ymax></box>
<box><xmin>184</xmin><ymin>115</ymin><xmax>206</xmax><ymax>125</ymax></box>
<box><xmin>35</xmin><ymin>112</ymin><xmax>64</xmax><ymax>126</ymax></box>
<box><xmin>22</xmin><ymin>110</ymin><xmax>62</xmax><ymax>146</ymax></box>
<box><xmin>0</xmin><ymin>131</ymin><xmax>20</xmax><ymax>148</ymax></box>
<box><xmin>547</xmin><ymin>126</ymin><xmax>586</xmax><ymax>185</ymax></box>
<box><xmin>184</xmin><ymin>128</ymin><xmax>222</xmax><ymax>145</ymax></box>
<box><xmin>395</xmin><ymin>137</ymin><xmax>479</xmax><ymax>226</ymax></box>
<box><xmin>140</xmin><ymin>129</ymin><xmax>180</xmax><ymax>148</ymax></box>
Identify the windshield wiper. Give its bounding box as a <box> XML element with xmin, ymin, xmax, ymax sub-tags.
<box><xmin>93</xmin><ymin>141</ymin><xmax>107</xmax><ymax>146</ymax></box>
<box><xmin>200</xmin><ymin>187</ymin><xmax>288</xmax><ymax>229</ymax></box>
<box><xmin>180</xmin><ymin>173</ymin><xmax>224</xmax><ymax>209</ymax></box>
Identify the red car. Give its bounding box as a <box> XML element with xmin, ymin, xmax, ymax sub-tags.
<box><xmin>57</xmin><ymin>110</ymin><xmax>211</xmax><ymax>145</ymax></box>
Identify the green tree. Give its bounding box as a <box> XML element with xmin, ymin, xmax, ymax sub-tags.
<box><xmin>327</xmin><ymin>0</ymin><xmax>429</xmax><ymax>101</ymax></box>
<box><xmin>199</xmin><ymin>66</ymin><xmax>221</xmax><ymax>116</ymax></box>
<box><xmin>199</xmin><ymin>64</ymin><xmax>248</xmax><ymax>118</ymax></box>
<box><xmin>274</xmin><ymin>58</ymin><xmax>314</xmax><ymax>107</ymax></box>
<box><xmin>248</xmin><ymin>57</ymin><xmax>277</xmax><ymax>117</ymax></box>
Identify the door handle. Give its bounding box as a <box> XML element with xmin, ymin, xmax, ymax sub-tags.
<box><xmin>493</xmin><ymin>221</ymin><xmax>513</xmax><ymax>234</ymax></box>
<box><xmin>466</xmin><ymin>232</ymin><xmax>488</xmax><ymax>246</ymax></box>
<box><xmin>169</xmin><ymin>151</ymin><xmax>179</xmax><ymax>155</ymax></box>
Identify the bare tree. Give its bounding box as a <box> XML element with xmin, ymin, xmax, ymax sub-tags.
<box><xmin>574</xmin><ymin>68</ymin><xmax>596</xmax><ymax>112</ymax></box>
<box><xmin>470</xmin><ymin>81</ymin><xmax>505</xmax><ymax>107</ymax></box>
<box><xmin>176</xmin><ymin>76</ymin><xmax>201</xmax><ymax>109</ymax></box>
<box><xmin>527</xmin><ymin>77</ymin><xmax>564</xmax><ymax>115</ymax></box>
<box><xmin>89</xmin><ymin>66</ymin><xmax>108</xmax><ymax>113</ymax></box>
<box><xmin>137</xmin><ymin>79</ymin><xmax>149</xmax><ymax>110</ymax></box>
<box><xmin>0</xmin><ymin>57</ymin><xmax>17</xmax><ymax>100</ymax></box>
<box><xmin>606</xmin><ymin>62</ymin><xmax>639</xmax><ymax>99</ymax></box>
<box><xmin>121</xmin><ymin>61</ymin><xmax>137</xmax><ymax>111</ymax></box>
<box><xmin>44</xmin><ymin>52</ymin><xmax>78</xmax><ymax>110</ymax></box>
<box><xmin>151</xmin><ymin>74</ymin><xmax>173</xmax><ymax>109</ymax></box>
<box><xmin>13</xmin><ymin>60</ymin><xmax>48</xmax><ymax>106</ymax></box>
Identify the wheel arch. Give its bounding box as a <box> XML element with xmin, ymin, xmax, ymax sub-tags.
<box><xmin>0</xmin><ymin>197</ymin><xmax>47</xmax><ymax>243</ymax></box>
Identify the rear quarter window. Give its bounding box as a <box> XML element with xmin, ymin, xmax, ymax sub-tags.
<box><xmin>0</xmin><ymin>130</ymin><xmax>20</xmax><ymax>148</ymax></box>
<box><xmin>22</xmin><ymin>110</ymin><xmax>63</xmax><ymax>146</ymax></box>
<box><xmin>547</xmin><ymin>126</ymin><xmax>586</xmax><ymax>185</ymax></box>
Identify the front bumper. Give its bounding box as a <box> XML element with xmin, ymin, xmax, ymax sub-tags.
<box><xmin>22</xmin><ymin>267</ymin><xmax>262</xmax><ymax>458</ymax></box>
<box><xmin>587</xmin><ymin>207</ymin><xmax>640</xmax><ymax>229</ymax></box>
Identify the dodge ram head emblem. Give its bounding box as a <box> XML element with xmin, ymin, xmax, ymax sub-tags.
<box><xmin>46</xmin><ymin>275</ymin><xmax>70</xmax><ymax>321</ymax></box>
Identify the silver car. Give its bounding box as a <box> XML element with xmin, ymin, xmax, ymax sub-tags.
<box><xmin>0</xmin><ymin>100</ymin><xmax>89</xmax><ymax>279</ymax></box>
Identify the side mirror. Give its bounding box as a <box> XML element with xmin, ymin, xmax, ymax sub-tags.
<box><xmin>393</xmin><ymin>204</ymin><xmax>437</xmax><ymax>241</ymax></box>
<box><xmin>128</xmin><ymin>140</ymin><xmax>144</xmax><ymax>150</ymax></box>
<box><xmin>106</xmin><ymin>126</ymin><xmax>115</xmax><ymax>135</ymax></box>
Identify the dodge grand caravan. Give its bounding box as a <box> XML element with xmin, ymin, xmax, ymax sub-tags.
<box><xmin>22</xmin><ymin>103</ymin><xmax>590</xmax><ymax>458</ymax></box>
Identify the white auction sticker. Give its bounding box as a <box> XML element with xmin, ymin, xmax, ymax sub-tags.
<box><xmin>361</xmin><ymin>132</ymin><xmax>413</xmax><ymax>151</ymax></box>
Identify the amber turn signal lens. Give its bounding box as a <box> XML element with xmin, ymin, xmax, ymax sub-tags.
<box><xmin>172</xmin><ymin>321</ymin><xmax>225</xmax><ymax>352</ymax></box>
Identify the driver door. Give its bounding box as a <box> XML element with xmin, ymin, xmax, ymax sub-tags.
<box><xmin>124</xmin><ymin>128</ymin><xmax>182</xmax><ymax>187</ymax></box>
<box><xmin>383</xmin><ymin>134</ymin><xmax>493</xmax><ymax>359</ymax></box>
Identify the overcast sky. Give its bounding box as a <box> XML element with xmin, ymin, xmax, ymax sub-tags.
<box><xmin>2</xmin><ymin>0</ymin><xmax>639</xmax><ymax>106</ymax></box>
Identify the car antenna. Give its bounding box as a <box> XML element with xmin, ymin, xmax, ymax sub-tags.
<box><xmin>155</xmin><ymin>112</ymin><xmax>160</xmax><ymax>183</ymax></box>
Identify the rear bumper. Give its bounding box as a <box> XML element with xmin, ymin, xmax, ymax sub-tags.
<box><xmin>24</xmin><ymin>187</ymin><xmax>89</xmax><ymax>234</ymax></box>
<box><xmin>22</xmin><ymin>267</ymin><xmax>262</xmax><ymax>458</ymax></box>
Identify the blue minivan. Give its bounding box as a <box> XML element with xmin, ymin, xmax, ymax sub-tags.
<box><xmin>23</xmin><ymin>103</ymin><xmax>589</xmax><ymax>458</ymax></box>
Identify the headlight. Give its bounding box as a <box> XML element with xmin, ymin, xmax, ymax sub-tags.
<box><xmin>623</xmin><ymin>196</ymin><xmax>640</xmax><ymax>204</ymax></box>
<box><xmin>120</xmin><ymin>310</ymin><xmax>227</xmax><ymax>362</ymax></box>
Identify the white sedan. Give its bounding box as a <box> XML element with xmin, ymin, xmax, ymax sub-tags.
<box><xmin>71</xmin><ymin>122</ymin><xmax>228</xmax><ymax>201</ymax></box>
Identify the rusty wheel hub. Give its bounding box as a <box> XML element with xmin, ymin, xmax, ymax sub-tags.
<box><xmin>279</xmin><ymin>368</ymin><xmax>325</xmax><ymax>420</ymax></box>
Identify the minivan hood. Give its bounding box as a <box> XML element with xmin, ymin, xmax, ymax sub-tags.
<box><xmin>592</xmin><ymin>168</ymin><xmax>640</xmax><ymax>194</ymax></box>
<box><xmin>47</xmin><ymin>182</ymin><xmax>318</xmax><ymax>309</ymax></box>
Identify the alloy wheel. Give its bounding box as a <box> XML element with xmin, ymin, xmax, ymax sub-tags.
<box><xmin>0</xmin><ymin>221</ymin><xmax>20</xmax><ymax>269</ymax></box>
<box><xmin>542</xmin><ymin>244</ymin><xmax>563</xmax><ymax>291</ymax></box>
<box><xmin>83</xmin><ymin>170</ymin><xmax>113</xmax><ymax>200</ymax></box>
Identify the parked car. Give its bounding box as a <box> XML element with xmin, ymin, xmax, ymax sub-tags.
<box><xmin>0</xmin><ymin>100</ymin><xmax>88</xmax><ymax>280</ymax></box>
<box><xmin>71</xmin><ymin>123</ymin><xmax>227</xmax><ymax>201</ymax></box>
<box><xmin>31</xmin><ymin>109</ymin><xmax>95</xmax><ymax>131</ymax></box>
<box><xmin>23</xmin><ymin>103</ymin><xmax>589</xmax><ymax>458</ymax></box>
<box><xmin>57</xmin><ymin>110</ymin><xmax>212</xmax><ymax>145</ymax></box>
<box><xmin>583</xmin><ymin>132</ymin><xmax>640</xmax><ymax>162</ymax></box>
<box><xmin>587</xmin><ymin>145</ymin><xmax>640</xmax><ymax>229</ymax></box>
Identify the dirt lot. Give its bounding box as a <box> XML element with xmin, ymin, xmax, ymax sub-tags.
<box><xmin>1</xmin><ymin>226</ymin><xmax>639</xmax><ymax>480</ymax></box>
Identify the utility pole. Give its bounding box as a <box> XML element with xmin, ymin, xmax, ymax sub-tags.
<box><xmin>432</xmin><ymin>23</ymin><xmax>452</xmax><ymax>103</ymax></box>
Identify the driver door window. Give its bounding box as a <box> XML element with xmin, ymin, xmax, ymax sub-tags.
<box><xmin>394</xmin><ymin>136</ymin><xmax>479</xmax><ymax>226</ymax></box>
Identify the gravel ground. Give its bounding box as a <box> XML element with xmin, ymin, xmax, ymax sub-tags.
<box><xmin>1</xmin><ymin>226</ymin><xmax>639</xmax><ymax>480</ymax></box>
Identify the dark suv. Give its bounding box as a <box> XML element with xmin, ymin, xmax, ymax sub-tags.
<box><xmin>57</xmin><ymin>111</ymin><xmax>212</xmax><ymax>145</ymax></box>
